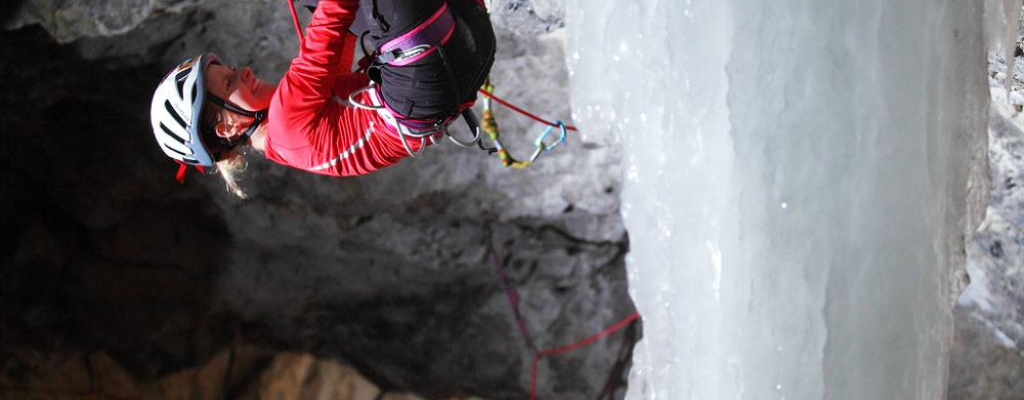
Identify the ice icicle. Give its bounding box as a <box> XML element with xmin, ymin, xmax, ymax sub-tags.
<box><xmin>567</xmin><ymin>0</ymin><xmax>989</xmax><ymax>399</ymax></box>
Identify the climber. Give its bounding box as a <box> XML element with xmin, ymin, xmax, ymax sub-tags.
<box><xmin>149</xmin><ymin>0</ymin><xmax>496</xmax><ymax>197</ymax></box>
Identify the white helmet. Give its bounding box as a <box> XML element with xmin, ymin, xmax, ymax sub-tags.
<box><xmin>150</xmin><ymin>53</ymin><xmax>221</xmax><ymax>167</ymax></box>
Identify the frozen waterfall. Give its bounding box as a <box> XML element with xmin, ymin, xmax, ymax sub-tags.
<box><xmin>566</xmin><ymin>0</ymin><xmax>989</xmax><ymax>399</ymax></box>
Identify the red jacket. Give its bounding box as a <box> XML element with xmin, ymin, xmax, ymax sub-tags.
<box><xmin>264</xmin><ymin>0</ymin><xmax>427</xmax><ymax>176</ymax></box>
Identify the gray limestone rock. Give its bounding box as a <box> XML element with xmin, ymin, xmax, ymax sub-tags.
<box><xmin>949</xmin><ymin>307</ymin><xmax>1024</xmax><ymax>400</ymax></box>
<box><xmin>0</xmin><ymin>1</ymin><xmax>632</xmax><ymax>400</ymax></box>
<box><xmin>488</xmin><ymin>0</ymin><xmax>566</xmax><ymax>35</ymax></box>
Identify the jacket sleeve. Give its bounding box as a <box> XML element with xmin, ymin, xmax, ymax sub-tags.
<box><xmin>269</xmin><ymin>0</ymin><xmax>359</xmax><ymax>149</ymax></box>
<box><xmin>333</xmin><ymin>72</ymin><xmax>370</xmax><ymax>100</ymax></box>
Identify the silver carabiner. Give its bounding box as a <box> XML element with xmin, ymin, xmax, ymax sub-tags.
<box><xmin>447</xmin><ymin>109</ymin><xmax>482</xmax><ymax>147</ymax></box>
<box><xmin>348</xmin><ymin>84</ymin><xmax>385</xmax><ymax>110</ymax></box>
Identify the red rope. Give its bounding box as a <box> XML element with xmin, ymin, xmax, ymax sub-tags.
<box><xmin>288</xmin><ymin>0</ymin><xmax>304</xmax><ymax>43</ymax></box>
<box><xmin>490</xmin><ymin>246</ymin><xmax>538</xmax><ymax>350</ymax></box>
<box><xmin>478</xmin><ymin>88</ymin><xmax>579</xmax><ymax>132</ymax></box>
<box><xmin>529</xmin><ymin>311</ymin><xmax>640</xmax><ymax>400</ymax></box>
<box><xmin>595</xmin><ymin>328</ymin><xmax>637</xmax><ymax>400</ymax></box>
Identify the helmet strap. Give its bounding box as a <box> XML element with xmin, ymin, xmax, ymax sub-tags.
<box><xmin>174</xmin><ymin>160</ymin><xmax>206</xmax><ymax>184</ymax></box>
<box><xmin>207</xmin><ymin>93</ymin><xmax>263</xmax><ymax>118</ymax></box>
<box><xmin>206</xmin><ymin>93</ymin><xmax>269</xmax><ymax>158</ymax></box>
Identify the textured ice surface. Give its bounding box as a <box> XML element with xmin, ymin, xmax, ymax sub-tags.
<box><xmin>566</xmin><ymin>0</ymin><xmax>988</xmax><ymax>399</ymax></box>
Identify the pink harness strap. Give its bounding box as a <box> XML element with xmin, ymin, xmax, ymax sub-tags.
<box><xmin>377</xmin><ymin>3</ymin><xmax>456</xmax><ymax>66</ymax></box>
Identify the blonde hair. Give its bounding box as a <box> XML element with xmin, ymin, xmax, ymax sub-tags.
<box><xmin>202</xmin><ymin>102</ymin><xmax>252</xmax><ymax>199</ymax></box>
<box><xmin>216</xmin><ymin>150</ymin><xmax>248</xmax><ymax>199</ymax></box>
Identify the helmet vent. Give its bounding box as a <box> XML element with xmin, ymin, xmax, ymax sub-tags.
<box><xmin>164</xmin><ymin>100</ymin><xmax>189</xmax><ymax>130</ymax></box>
<box><xmin>161</xmin><ymin>143</ymin><xmax>193</xmax><ymax>158</ymax></box>
<box><xmin>159</xmin><ymin>122</ymin><xmax>187</xmax><ymax>145</ymax></box>
<box><xmin>174</xmin><ymin>69</ymin><xmax>190</xmax><ymax>99</ymax></box>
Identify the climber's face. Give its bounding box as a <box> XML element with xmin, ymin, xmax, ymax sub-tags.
<box><xmin>203</xmin><ymin>61</ymin><xmax>275</xmax><ymax>140</ymax></box>
<box><xmin>204</xmin><ymin>62</ymin><xmax>275</xmax><ymax>116</ymax></box>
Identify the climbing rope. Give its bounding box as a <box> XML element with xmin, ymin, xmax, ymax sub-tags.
<box><xmin>594</xmin><ymin>326</ymin><xmax>637</xmax><ymax>400</ymax></box>
<box><xmin>488</xmin><ymin>240</ymin><xmax>640</xmax><ymax>400</ymax></box>
<box><xmin>288</xmin><ymin>0</ymin><xmax>304</xmax><ymax>43</ymax></box>
<box><xmin>528</xmin><ymin>312</ymin><xmax>640</xmax><ymax>400</ymax></box>
<box><xmin>477</xmin><ymin>80</ymin><xmax>574</xmax><ymax>168</ymax></box>
<box><xmin>478</xmin><ymin>86</ymin><xmax>578</xmax><ymax>132</ymax></box>
<box><xmin>490</xmin><ymin>245</ymin><xmax>539</xmax><ymax>351</ymax></box>
<box><xmin>469</xmin><ymin>0</ymin><xmax>577</xmax><ymax>169</ymax></box>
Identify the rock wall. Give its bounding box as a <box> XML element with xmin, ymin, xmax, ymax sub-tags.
<box><xmin>949</xmin><ymin>37</ymin><xmax>1024</xmax><ymax>399</ymax></box>
<box><xmin>0</xmin><ymin>1</ymin><xmax>635</xmax><ymax>400</ymax></box>
<box><xmin>0</xmin><ymin>344</ymin><xmax>493</xmax><ymax>400</ymax></box>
